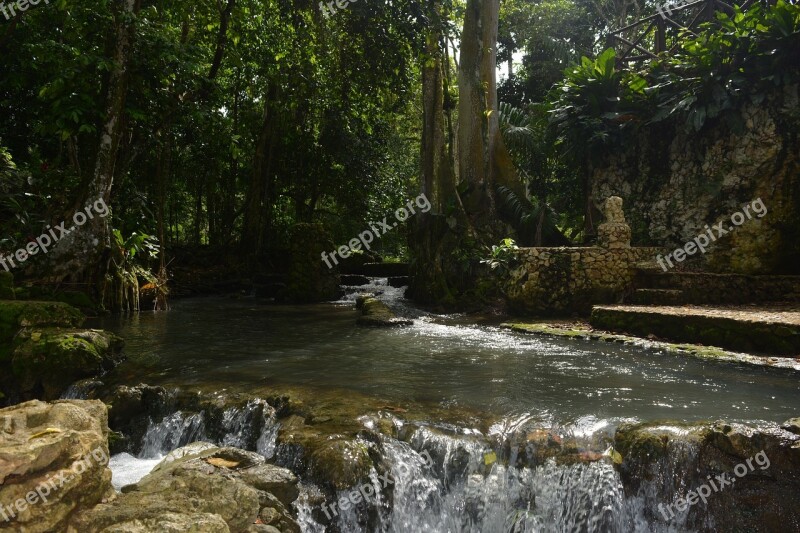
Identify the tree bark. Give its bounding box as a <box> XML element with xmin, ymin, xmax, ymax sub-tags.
<box><xmin>46</xmin><ymin>0</ymin><xmax>140</xmax><ymax>289</ymax></box>
<box><xmin>457</xmin><ymin>0</ymin><xmax>523</xmax><ymax>236</ymax></box>
<box><xmin>240</xmin><ymin>83</ymin><xmax>278</xmax><ymax>253</ymax></box>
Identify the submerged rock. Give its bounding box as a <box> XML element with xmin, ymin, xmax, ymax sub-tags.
<box><xmin>0</xmin><ymin>399</ymin><xmax>114</xmax><ymax>533</ymax></box>
<box><xmin>356</xmin><ymin>297</ymin><xmax>412</xmax><ymax>327</ymax></box>
<box><xmin>72</xmin><ymin>443</ymin><xmax>300</xmax><ymax>533</ymax></box>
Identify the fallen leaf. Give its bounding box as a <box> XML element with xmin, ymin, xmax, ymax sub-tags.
<box><xmin>29</xmin><ymin>428</ymin><xmax>63</xmax><ymax>440</ymax></box>
<box><xmin>206</xmin><ymin>457</ymin><xmax>240</xmax><ymax>469</ymax></box>
<box><xmin>483</xmin><ymin>451</ymin><xmax>497</xmax><ymax>466</ymax></box>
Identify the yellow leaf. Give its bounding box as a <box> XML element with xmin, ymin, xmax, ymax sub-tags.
<box><xmin>29</xmin><ymin>428</ymin><xmax>63</xmax><ymax>440</ymax></box>
<box><xmin>483</xmin><ymin>451</ymin><xmax>497</xmax><ymax>466</ymax></box>
<box><xmin>206</xmin><ymin>457</ymin><xmax>240</xmax><ymax>469</ymax></box>
<box><xmin>604</xmin><ymin>447</ymin><xmax>623</xmax><ymax>464</ymax></box>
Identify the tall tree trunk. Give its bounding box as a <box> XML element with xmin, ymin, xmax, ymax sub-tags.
<box><xmin>421</xmin><ymin>26</ymin><xmax>453</xmax><ymax>213</ymax></box>
<box><xmin>46</xmin><ymin>0</ymin><xmax>140</xmax><ymax>291</ymax></box>
<box><xmin>240</xmin><ymin>83</ymin><xmax>278</xmax><ymax>253</ymax></box>
<box><xmin>457</xmin><ymin>0</ymin><xmax>523</xmax><ymax>238</ymax></box>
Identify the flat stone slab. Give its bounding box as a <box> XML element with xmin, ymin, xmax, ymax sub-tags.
<box><xmin>501</xmin><ymin>321</ymin><xmax>800</xmax><ymax>370</ymax></box>
<box><xmin>591</xmin><ymin>304</ymin><xmax>800</xmax><ymax>356</ymax></box>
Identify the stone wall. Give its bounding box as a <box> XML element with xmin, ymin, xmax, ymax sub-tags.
<box><xmin>504</xmin><ymin>245</ymin><xmax>662</xmax><ymax>315</ymax></box>
<box><xmin>591</xmin><ymin>84</ymin><xmax>800</xmax><ymax>275</ymax></box>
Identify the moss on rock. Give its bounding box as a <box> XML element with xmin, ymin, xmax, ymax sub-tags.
<box><xmin>0</xmin><ymin>300</ymin><xmax>85</xmax><ymax>362</ymax></box>
<box><xmin>12</xmin><ymin>328</ymin><xmax>124</xmax><ymax>400</ymax></box>
<box><xmin>356</xmin><ymin>297</ymin><xmax>412</xmax><ymax>327</ymax></box>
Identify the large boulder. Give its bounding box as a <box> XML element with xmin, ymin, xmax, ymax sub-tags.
<box><xmin>614</xmin><ymin>420</ymin><xmax>800</xmax><ymax>531</ymax></box>
<box><xmin>12</xmin><ymin>328</ymin><xmax>124</xmax><ymax>400</ymax></box>
<box><xmin>0</xmin><ymin>300</ymin><xmax>84</xmax><ymax>362</ymax></box>
<box><xmin>71</xmin><ymin>443</ymin><xmax>300</xmax><ymax>533</ymax></box>
<box><xmin>0</xmin><ymin>400</ymin><xmax>114</xmax><ymax>533</ymax></box>
<box><xmin>356</xmin><ymin>298</ymin><xmax>412</xmax><ymax>327</ymax></box>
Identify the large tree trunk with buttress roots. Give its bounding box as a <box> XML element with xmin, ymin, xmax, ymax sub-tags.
<box><xmin>42</xmin><ymin>0</ymin><xmax>140</xmax><ymax>304</ymax></box>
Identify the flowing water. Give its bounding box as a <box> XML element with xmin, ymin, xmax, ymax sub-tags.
<box><xmin>87</xmin><ymin>278</ymin><xmax>800</xmax><ymax>532</ymax></box>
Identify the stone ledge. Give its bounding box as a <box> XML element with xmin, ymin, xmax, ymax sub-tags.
<box><xmin>590</xmin><ymin>304</ymin><xmax>800</xmax><ymax>356</ymax></box>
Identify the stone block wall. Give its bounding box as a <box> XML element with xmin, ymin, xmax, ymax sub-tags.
<box><xmin>504</xmin><ymin>246</ymin><xmax>663</xmax><ymax>315</ymax></box>
<box><xmin>591</xmin><ymin>84</ymin><xmax>800</xmax><ymax>275</ymax></box>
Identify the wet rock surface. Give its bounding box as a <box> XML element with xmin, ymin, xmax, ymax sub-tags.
<box><xmin>71</xmin><ymin>443</ymin><xmax>301</xmax><ymax>533</ymax></box>
<box><xmin>614</xmin><ymin>420</ymin><xmax>800</xmax><ymax>531</ymax></box>
<box><xmin>12</xmin><ymin>328</ymin><xmax>124</xmax><ymax>400</ymax></box>
<box><xmin>0</xmin><ymin>400</ymin><xmax>114</xmax><ymax>533</ymax></box>
<box><xmin>356</xmin><ymin>297</ymin><xmax>412</xmax><ymax>327</ymax></box>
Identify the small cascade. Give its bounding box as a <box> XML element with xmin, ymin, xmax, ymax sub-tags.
<box><xmin>60</xmin><ymin>379</ymin><xmax>102</xmax><ymax>400</ymax></box>
<box><xmin>140</xmin><ymin>411</ymin><xmax>207</xmax><ymax>458</ymax></box>
<box><xmin>116</xmin><ymin>395</ymin><xmax>694</xmax><ymax>532</ymax></box>
<box><xmin>137</xmin><ymin>399</ymin><xmax>279</xmax><ymax>460</ymax></box>
<box><xmin>305</xmin><ymin>420</ymin><xmax>676</xmax><ymax>533</ymax></box>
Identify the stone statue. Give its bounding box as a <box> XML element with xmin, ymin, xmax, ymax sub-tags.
<box><xmin>597</xmin><ymin>196</ymin><xmax>631</xmax><ymax>249</ymax></box>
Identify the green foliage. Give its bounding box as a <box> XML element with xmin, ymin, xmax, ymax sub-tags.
<box><xmin>494</xmin><ymin>185</ymin><xmax>572</xmax><ymax>247</ymax></box>
<box><xmin>549</xmin><ymin>1</ymin><xmax>800</xmax><ymax>156</ymax></box>
<box><xmin>480</xmin><ymin>238</ymin><xmax>519</xmax><ymax>274</ymax></box>
<box><xmin>112</xmin><ymin>230</ymin><xmax>160</xmax><ymax>262</ymax></box>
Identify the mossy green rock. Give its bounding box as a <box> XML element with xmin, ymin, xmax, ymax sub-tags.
<box><xmin>12</xmin><ymin>328</ymin><xmax>124</xmax><ymax>400</ymax></box>
<box><xmin>310</xmin><ymin>438</ymin><xmax>373</xmax><ymax>490</ymax></box>
<box><xmin>357</xmin><ymin>297</ymin><xmax>412</xmax><ymax>327</ymax></box>
<box><xmin>0</xmin><ymin>300</ymin><xmax>85</xmax><ymax>362</ymax></box>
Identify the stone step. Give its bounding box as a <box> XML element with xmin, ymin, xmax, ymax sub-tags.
<box><xmin>627</xmin><ymin>289</ymin><xmax>685</xmax><ymax>305</ymax></box>
<box><xmin>633</xmin><ymin>271</ymin><xmax>800</xmax><ymax>303</ymax></box>
<box><xmin>356</xmin><ymin>262</ymin><xmax>410</xmax><ymax>277</ymax></box>
<box><xmin>590</xmin><ymin>304</ymin><xmax>800</xmax><ymax>356</ymax></box>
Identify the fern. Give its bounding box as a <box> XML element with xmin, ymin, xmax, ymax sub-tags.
<box><xmin>495</xmin><ymin>185</ymin><xmax>571</xmax><ymax>247</ymax></box>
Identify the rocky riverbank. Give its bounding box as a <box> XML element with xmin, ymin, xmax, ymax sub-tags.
<box><xmin>0</xmin><ymin>399</ymin><xmax>301</xmax><ymax>533</ymax></box>
<box><xmin>13</xmin><ymin>382</ymin><xmax>793</xmax><ymax>532</ymax></box>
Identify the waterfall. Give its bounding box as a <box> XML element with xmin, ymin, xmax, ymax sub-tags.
<box><xmin>138</xmin><ymin>399</ymin><xmax>279</xmax><ymax>459</ymax></box>
<box><xmin>116</xmin><ymin>397</ymin><xmax>688</xmax><ymax>532</ymax></box>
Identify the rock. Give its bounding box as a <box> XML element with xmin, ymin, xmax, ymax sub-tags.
<box><xmin>357</xmin><ymin>262</ymin><xmax>409</xmax><ymax>277</ymax></box>
<box><xmin>239</xmin><ymin>464</ymin><xmax>300</xmax><ymax>507</ymax></box>
<box><xmin>614</xmin><ymin>420</ymin><xmax>800</xmax><ymax>531</ymax></box>
<box><xmin>71</xmin><ymin>443</ymin><xmax>300</xmax><ymax>533</ymax></box>
<box><xmin>0</xmin><ymin>400</ymin><xmax>114</xmax><ymax>533</ymax></box>
<box><xmin>254</xmin><ymin>283</ymin><xmax>286</xmax><ymax>299</ymax></box>
<box><xmin>309</xmin><ymin>439</ymin><xmax>372</xmax><ymax>490</ymax></box>
<box><xmin>355</xmin><ymin>293</ymin><xmax>376</xmax><ymax>309</ymax></box>
<box><xmin>0</xmin><ymin>300</ymin><xmax>85</xmax><ymax>361</ymax></box>
<box><xmin>387</xmin><ymin>276</ymin><xmax>410</xmax><ymax>288</ymax></box>
<box><xmin>356</xmin><ymin>298</ymin><xmax>412</xmax><ymax>327</ymax></box>
<box><xmin>782</xmin><ymin>417</ymin><xmax>800</xmax><ymax>435</ymax></box>
<box><xmin>12</xmin><ymin>328</ymin><xmax>125</xmax><ymax>400</ymax></box>
<box><xmin>340</xmin><ymin>274</ymin><xmax>370</xmax><ymax>286</ymax></box>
